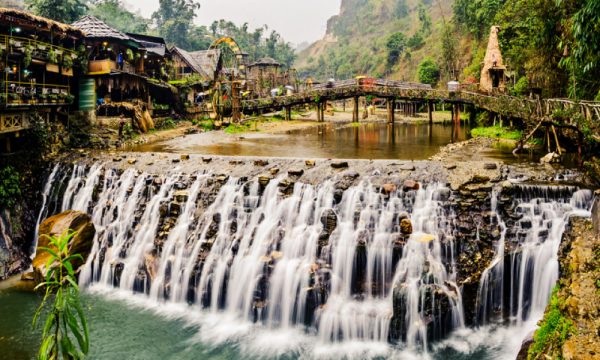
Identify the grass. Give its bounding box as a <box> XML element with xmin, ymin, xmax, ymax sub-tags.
<box><xmin>223</xmin><ymin>116</ymin><xmax>282</xmax><ymax>134</ymax></box>
<box><xmin>471</xmin><ymin>126</ymin><xmax>523</xmax><ymax>141</ymax></box>
<box><xmin>529</xmin><ymin>286</ymin><xmax>574</xmax><ymax>359</ymax></box>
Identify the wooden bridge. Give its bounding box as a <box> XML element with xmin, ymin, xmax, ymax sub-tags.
<box><xmin>237</xmin><ymin>79</ymin><xmax>600</xmax><ymax>128</ymax></box>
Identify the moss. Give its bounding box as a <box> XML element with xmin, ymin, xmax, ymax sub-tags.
<box><xmin>471</xmin><ymin>126</ymin><xmax>523</xmax><ymax>140</ymax></box>
<box><xmin>528</xmin><ymin>286</ymin><xmax>575</xmax><ymax>359</ymax></box>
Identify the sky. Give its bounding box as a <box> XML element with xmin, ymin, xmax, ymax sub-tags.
<box><xmin>125</xmin><ymin>0</ymin><xmax>342</xmax><ymax>45</ymax></box>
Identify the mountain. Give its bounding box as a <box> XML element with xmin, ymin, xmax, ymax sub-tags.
<box><xmin>295</xmin><ymin>0</ymin><xmax>470</xmax><ymax>83</ymax></box>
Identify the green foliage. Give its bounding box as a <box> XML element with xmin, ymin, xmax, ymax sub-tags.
<box><xmin>23</xmin><ymin>45</ymin><xmax>34</xmax><ymax>68</ymax></box>
<box><xmin>224</xmin><ymin>122</ymin><xmax>253</xmax><ymax>134</ymax></box>
<box><xmin>407</xmin><ymin>32</ymin><xmax>424</xmax><ymax>50</ymax></box>
<box><xmin>125</xmin><ymin>49</ymin><xmax>134</xmax><ymax>62</ymax></box>
<box><xmin>453</xmin><ymin>0</ymin><xmax>504</xmax><ymax>39</ymax></box>
<box><xmin>26</xmin><ymin>0</ymin><xmax>87</xmax><ymax>23</ymax></box>
<box><xmin>62</xmin><ymin>54</ymin><xmax>73</xmax><ymax>69</ymax></box>
<box><xmin>33</xmin><ymin>231</ymin><xmax>89</xmax><ymax>360</ymax></box>
<box><xmin>47</xmin><ymin>48</ymin><xmax>58</xmax><ymax>65</ymax></box>
<box><xmin>471</xmin><ymin>126</ymin><xmax>523</xmax><ymax>140</ymax></box>
<box><xmin>511</xmin><ymin>76</ymin><xmax>529</xmax><ymax>96</ymax></box>
<box><xmin>89</xmin><ymin>0</ymin><xmax>149</xmax><ymax>34</ymax></box>
<box><xmin>0</xmin><ymin>166</ymin><xmax>21</xmax><ymax>209</ymax></box>
<box><xmin>155</xmin><ymin>117</ymin><xmax>177</xmax><ymax>130</ymax></box>
<box><xmin>152</xmin><ymin>0</ymin><xmax>201</xmax><ymax>50</ymax></box>
<box><xmin>386</xmin><ymin>32</ymin><xmax>406</xmax><ymax>67</ymax></box>
<box><xmin>529</xmin><ymin>286</ymin><xmax>574</xmax><ymax>359</ymax></box>
<box><xmin>193</xmin><ymin>118</ymin><xmax>215</xmax><ymax>131</ymax></box>
<box><xmin>417</xmin><ymin>3</ymin><xmax>432</xmax><ymax>35</ymax></box>
<box><xmin>417</xmin><ymin>58</ymin><xmax>440</xmax><ymax>85</ymax></box>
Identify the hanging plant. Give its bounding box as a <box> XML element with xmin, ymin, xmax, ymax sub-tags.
<box><xmin>126</xmin><ymin>48</ymin><xmax>134</xmax><ymax>62</ymax></box>
<box><xmin>77</xmin><ymin>45</ymin><xmax>89</xmax><ymax>74</ymax></box>
<box><xmin>47</xmin><ymin>48</ymin><xmax>58</xmax><ymax>64</ymax></box>
<box><xmin>23</xmin><ymin>45</ymin><xmax>33</xmax><ymax>68</ymax></box>
<box><xmin>135</xmin><ymin>52</ymin><xmax>141</xmax><ymax>61</ymax></box>
<box><xmin>62</xmin><ymin>54</ymin><xmax>73</xmax><ymax>69</ymax></box>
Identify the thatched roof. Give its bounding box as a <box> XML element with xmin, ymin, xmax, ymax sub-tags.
<box><xmin>170</xmin><ymin>46</ymin><xmax>221</xmax><ymax>81</ymax></box>
<box><xmin>249</xmin><ymin>57</ymin><xmax>281</xmax><ymax>67</ymax></box>
<box><xmin>127</xmin><ymin>33</ymin><xmax>168</xmax><ymax>57</ymax></box>
<box><xmin>72</xmin><ymin>15</ymin><xmax>141</xmax><ymax>48</ymax></box>
<box><xmin>189</xmin><ymin>49</ymin><xmax>221</xmax><ymax>78</ymax></box>
<box><xmin>0</xmin><ymin>7</ymin><xmax>84</xmax><ymax>38</ymax></box>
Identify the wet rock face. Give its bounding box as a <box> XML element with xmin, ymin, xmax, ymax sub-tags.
<box><xmin>33</xmin><ymin>210</ymin><xmax>96</xmax><ymax>285</ymax></box>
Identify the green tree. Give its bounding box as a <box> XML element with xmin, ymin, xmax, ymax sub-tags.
<box><xmin>386</xmin><ymin>32</ymin><xmax>406</xmax><ymax>67</ymax></box>
<box><xmin>33</xmin><ymin>231</ymin><xmax>89</xmax><ymax>360</ymax></box>
<box><xmin>152</xmin><ymin>0</ymin><xmax>200</xmax><ymax>49</ymax></box>
<box><xmin>453</xmin><ymin>0</ymin><xmax>503</xmax><ymax>39</ymax></box>
<box><xmin>418</xmin><ymin>57</ymin><xmax>440</xmax><ymax>85</ymax></box>
<box><xmin>26</xmin><ymin>0</ymin><xmax>87</xmax><ymax>23</ymax></box>
<box><xmin>90</xmin><ymin>0</ymin><xmax>149</xmax><ymax>34</ymax></box>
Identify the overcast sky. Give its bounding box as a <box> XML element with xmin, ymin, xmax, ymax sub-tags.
<box><xmin>124</xmin><ymin>0</ymin><xmax>342</xmax><ymax>45</ymax></box>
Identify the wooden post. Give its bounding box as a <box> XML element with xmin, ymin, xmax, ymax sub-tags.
<box><xmin>428</xmin><ymin>101</ymin><xmax>433</xmax><ymax>125</ymax></box>
<box><xmin>387</xmin><ymin>99</ymin><xmax>395</xmax><ymax>124</ymax></box>
<box><xmin>319</xmin><ymin>102</ymin><xmax>325</xmax><ymax>122</ymax></box>
<box><xmin>285</xmin><ymin>106</ymin><xmax>291</xmax><ymax>120</ymax></box>
<box><xmin>353</xmin><ymin>97</ymin><xmax>359</xmax><ymax>122</ymax></box>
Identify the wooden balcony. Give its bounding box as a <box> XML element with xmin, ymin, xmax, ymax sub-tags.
<box><xmin>88</xmin><ymin>59</ymin><xmax>138</xmax><ymax>76</ymax></box>
<box><xmin>0</xmin><ymin>34</ymin><xmax>78</xmax><ymax>66</ymax></box>
<box><xmin>1</xmin><ymin>81</ymin><xmax>73</xmax><ymax>108</ymax></box>
<box><xmin>0</xmin><ymin>113</ymin><xmax>30</xmax><ymax>135</ymax></box>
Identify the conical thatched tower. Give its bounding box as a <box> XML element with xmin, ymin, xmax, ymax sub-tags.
<box><xmin>480</xmin><ymin>26</ymin><xmax>506</xmax><ymax>93</ymax></box>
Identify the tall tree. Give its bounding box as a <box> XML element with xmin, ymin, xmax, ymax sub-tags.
<box><xmin>386</xmin><ymin>32</ymin><xmax>406</xmax><ymax>68</ymax></box>
<box><xmin>26</xmin><ymin>0</ymin><xmax>88</xmax><ymax>23</ymax></box>
<box><xmin>152</xmin><ymin>0</ymin><xmax>200</xmax><ymax>49</ymax></box>
<box><xmin>90</xmin><ymin>0</ymin><xmax>149</xmax><ymax>34</ymax></box>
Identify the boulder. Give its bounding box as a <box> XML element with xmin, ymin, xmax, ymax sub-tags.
<box><xmin>540</xmin><ymin>152</ymin><xmax>560</xmax><ymax>164</ymax></box>
<box><xmin>382</xmin><ymin>183</ymin><xmax>397</xmax><ymax>194</ymax></box>
<box><xmin>305</xmin><ymin>160</ymin><xmax>316</xmax><ymax>167</ymax></box>
<box><xmin>400</xmin><ymin>219</ymin><xmax>413</xmax><ymax>235</ymax></box>
<box><xmin>403</xmin><ymin>180</ymin><xmax>420</xmax><ymax>191</ymax></box>
<box><xmin>484</xmin><ymin>163</ymin><xmax>498</xmax><ymax>170</ymax></box>
<box><xmin>331</xmin><ymin>161</ymin><xmax>349</xmax><ymax>169</ymax></box>
<box><xmin>174</xmin><ymin>190</ymin><xmax>188</xmax><ymax>203</ymax></box>
<box><xmin>127</xmin><ymin>158</ymin><xmax>137</xmax><ymax>165</ymax></box>
<box><xmin>288</xmin><ymin>168</ymin><xmax>304</xmax><ymax>177</ymax></box>
<box><xmin>254</xmin><ymin>160</ymin><xmax>269</xmax><ymax>167</ymax></box>
<box><xmin>258</xmin><ymin>174</ymin><xmax>271</xmax><ymax>187</ymax></box>
<box><xmin>33</xmin><ymin>211</ymin><xmax>96</xmax><ymax>285</ymax></box>
<box><xmin>180</xmin><ymin>154</ymin><xmax>190</xmax><ymax>161</ymax></box>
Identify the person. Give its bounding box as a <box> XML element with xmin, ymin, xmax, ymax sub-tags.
<box><xmin>117</xmin><ymin>51</ymin><xmax>124</xmax><ymax>70</ymax></box>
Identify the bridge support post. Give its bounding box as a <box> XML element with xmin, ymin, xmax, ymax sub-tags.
<box><xmin>353</xmin><ymin>97</ymin><xmax>359</xmax><ymax>122</ymax></box>
<box><xmin>285</xmin><ymin>106</ymin><xmax>292</xmax><ymax>120</ymax></box>
<box><xmin>387</xmin><ymin>99</ymin><xmax>395</xmax><ymax>124</ymax></box>
<box><xmin>317</xmin><ymin>102</ymin><xmax>325</xmax><ymax>122</ymax></box>
<box><xmin>428</xmin><ymin>101</ymin><xmax>433</xmax><ymax>125</ymax></box>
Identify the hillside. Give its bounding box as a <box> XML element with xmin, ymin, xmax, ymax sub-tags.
<box><xmin>296</xmin><ymin>0</ymin><xmax>470</xmax><ymax>83</ymax></box>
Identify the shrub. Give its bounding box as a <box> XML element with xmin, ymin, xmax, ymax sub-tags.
<box><xmin>33</xmin><ymin>231</ymin><xmax>89</xmax><ymax>360</ymax></box>
<box><xmin>418</xmin><ymin>58</ymin><xmax>440</xmax><ymax>86</ymax></box>
<box><xmin>0</xmin><ymin>166</ymin><xmax>21</xmax><ymax>208</ymax></box>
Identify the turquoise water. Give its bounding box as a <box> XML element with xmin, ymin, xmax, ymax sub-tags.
<box><xmin>0</xmin><ymin>285</ymin><xmax>532</xmax><ymax>360</ymax></box>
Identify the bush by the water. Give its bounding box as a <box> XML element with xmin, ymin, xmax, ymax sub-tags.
<box><xmin>471</xmin><ymin>126</ymin><xmax>522</xmax><ymax>140</ymax></box>
<box><xmin>0</xmin><ymin>166</ymin><xmax>21</xmax><ymax>209</ymax></box>
<box><xmin>529</xmin><ymin>286</ymin><xmax>574</xmax><ymax>359</ymax></box>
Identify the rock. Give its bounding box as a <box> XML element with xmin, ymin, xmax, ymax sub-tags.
<box><xmin>172</xmin><ymin>158</ymin><xmax>180</xmax><ymax>163</ymax></box>
<box><xmin>33</xmin><ymin>211</ymin><xmax>96</xmax><ymax>285</ymax></box>
<box><xmin>254</xmin><ymin>160</ymin><xmax>269</xmax><ymax>167</ymax></box>
<box><xmin>382</xmin><ymin>183</ymin><xmax>397</xmax><ymax>194</ymax></box>
<box><xmin>270</xmin><ymin>167</ymin><xmax>280</xmax><ymax>175</ymax></box>
<box><xmin>400</xmin><ymin>219</ymin><xmax>413</xmax><ymax>235</ymax></box>
<box><xmin>484</xmin><ymin>163</ymin><xmax>498</xmax><ymax>170</ymax></box>
<box><xmin>540</xmin><ymin>152</ymin><xmax>560</xmax><ymax>164</ymax></box>
<box><xmin>127</xmin><ymin>158</ymin><xmax>137</xmax><ymax>165</ymax></box>
<box><xmin>403</xmin><ymin>180</ymin><xmax>420</xmax><ymax>191</ymax></box>
<box><xmin>202</xmin><ymin>157</ymin><xmax>212</xmax><ymax>163</ymax></box>
<box><xmin>229</xmin><ymin>160</ymin><xmax>244</xmax><ymax>165</ymax></box>
<box><xmin>320</xmin><ymin>209</ymin><xmax>337</xmax><ymax>234</ymax></box>
<box><xmin>470</xmin><ymin>175</ymin><xmax>490</xmax><ymax>184</ymax></box>
<box><xmin>216</xmin><ymin>175</ymin><xmax>229</xmax><ymax>183</ymax></box>
<box><xmin>113</xmin><ymin>157</ymin><xmax>122</xmax><ymax>162</ymax></box>
<box><xmin>170</xmin><ymin>202</ymin><xmax>182</xmax><ymax>215</ymax></box>
<box><xmin>180</xmin><ymin>154</ymin><xmax>190</xmax><ymax>161</ymax></box>
<box><xmin>331</xmin><ymin>161</ymin><xmax>349</xmax><ymax>169</ymax></box>
<box><xmin>516</xmin><ymin>331</ymin><xmax>535</xmax><ymax>360</ymax></box>
<box><xmin>270</xmin><ymin>251</ymin><xmax>283</xmax><ymax>260</ymax></box>
<box><xmin>445</xmin><ymin>164</ymin><xmax>457</xmax><ymax>170</ymax></box>
<box><xmin>258</xmin><ymin>175</ymin><xmax>271</xmax><ymax>187</ymax></box>
<box><xmin>305</xmin><ymin>160</ymin><xmax>316</xmax><ymax>167</ymax></box>
<box><xmin>174</xmin><ymin>190</ymin><xmax>188</xmax><ymax>203</ymax></box>
<box><xmin>399</xmin><ymin>164</ymin><xmax>416</xmax><ymax>171</ymax></box>
<box><xmin>288</xmin><ymin>168</ymin><xmax>304</xmax><ymax>177</ymax></box>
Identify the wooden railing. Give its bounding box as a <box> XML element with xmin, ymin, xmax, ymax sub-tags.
<box><xmin>0</xmin><ymin>34</ymin><xmax>78</xmax><ymax>64</ymax></box>
<box><xmin>1</xmin><ymin>81</ymin><xmax>72</xmax><ymax>107</ymax></box>
<box><xmin>0</xmin><ymin>113</ymin><xmax>30</xmax><ymax>134</ymax></box>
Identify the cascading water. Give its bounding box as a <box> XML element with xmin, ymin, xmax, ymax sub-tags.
<box><xmin>476</xmin><ymin>184</ymin><xmax>592</xmax><ymax>327</ymax></box>
<box><xmin>36</xmin><ymin>163</ymin><xmax>593</xmax><ymax>359</ymax></box>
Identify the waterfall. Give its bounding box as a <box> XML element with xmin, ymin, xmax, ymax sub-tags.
<box><xmin>37</xmin><ymin>162</ymin><xmax>593</xmax><ymax>357</ymax></box>
<box><xmin>32</xmin><ymin>163</ymin><xmax>59</xmax><ymax>256</ymax></box>
<box><xmin>476</xmin><ymin>184</ymin><xmax>592</xmax><ymax>326</ymax></box>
